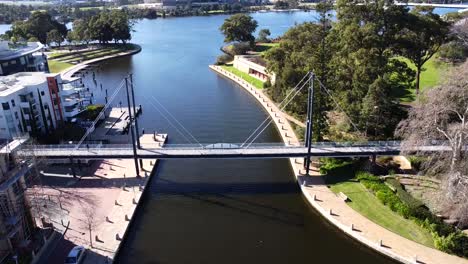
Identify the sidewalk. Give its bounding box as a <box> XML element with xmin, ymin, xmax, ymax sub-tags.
<box><xmin>210</xmin><ymin>64</ymin><xmax>468</xmax><ymax>264</ymax></box>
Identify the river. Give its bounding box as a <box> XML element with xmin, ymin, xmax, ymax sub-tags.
<box><xmin>85</xmin><ymin>12</ymin><xmax>400</xmax><ymax>264</ymax></box>
<box><xmin>0</xmin><ymin>9</ymin><xmax>457</xmax><ymax>264</ymax></box>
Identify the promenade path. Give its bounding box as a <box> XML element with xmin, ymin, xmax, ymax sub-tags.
<box><xmin>210</xmin><ymin>65</ymin><xmax>468</xmax><ymax>264</ymax></box>
<box><xmin>59</xmin><ymin>45</ymin><xmax>141</xmax><ymax>81</ymax></box>
<box><xmin>30</xmin><ymin>134</ymin><xmax>166</xmax><ymax>264</ymax></box>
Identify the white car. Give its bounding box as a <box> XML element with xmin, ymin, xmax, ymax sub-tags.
<box><xmin>64</xmin><ymin>246</ymin><xmax>86</xmax><ymax>264</ymax></box>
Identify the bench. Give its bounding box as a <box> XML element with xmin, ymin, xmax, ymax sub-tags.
<box><xmin>338</xmin><ymin>192</ymin><xmax>350</xmax><ymax>202</ymax></box>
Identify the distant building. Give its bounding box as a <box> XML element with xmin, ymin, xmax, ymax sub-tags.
<box><xmin>0</xmin><ymin>72</ymin><xmax>91</xmax><ymax>140</ymax></box>
<box><xmin>233</xmin><ymin>55</ymin><xmax>276</xmax><ymax>83</ymax></box>
<box><xmin>142</xmin><ymin>0</ymin><xmax>190</xmax><ymax>9</ymax></box>
<box><xmin>0</xmin><ymin>41</ymin><xmax>48</xmax><ymax>77</ymax></box>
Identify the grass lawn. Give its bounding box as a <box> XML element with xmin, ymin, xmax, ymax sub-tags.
<box><xmin>394</xmin><ymin>56</ymin><xmax>450</xmax><ymax>102</ymax></box>
<box><xmin>48</xmin><ymin>60</ymin><xmax>73</xmax><ymax>73</ymax></box>
<box><xmin>329</xmin><ymin>180</ymin><xmax>434</xmax><ymax>248</ymax></box>
<box><xmin>221</xmin><ymin>65</ymin><xmax>264</xmax><ymax>89</ymax></box>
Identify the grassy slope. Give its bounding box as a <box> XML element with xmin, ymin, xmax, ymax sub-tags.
<box><xmin>221</xmin><ymin>65</ymin><xmax>264</xmax><ymax>89</ymax></box>
<box><xmin>396</xmin><ymin>56</ymin><xmax>450</xmax><ymax>102</ymax></box>
<box><xmin>48</xmin><ymin>60</ymin><xmax>73</xmax><ymax>73</ymax></box>
<box><xmin>329</xmin><ymin>180</ymin><xmax>434</xmax><ymax>248</ymax></box>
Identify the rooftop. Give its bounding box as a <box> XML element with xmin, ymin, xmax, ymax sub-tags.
<box><xmin>0</xmin><ymin>42</ymin><xmax>44</xmax><ymax>62</ymax></box>
<box><xmin>0</xmin><ymin>72</ymin><xmax>56</xmax><ymax>97</ymax></box>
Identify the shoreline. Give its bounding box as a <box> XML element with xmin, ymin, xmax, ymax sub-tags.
<box><xmin>209</xmin><ymin>64</ymin><xmax>468</xmax><ymax>264</ymax></box>
<box><xmin>59</xmin><ymin>44</ymin><xmax>142</xmax><ymax>81</ymax></box>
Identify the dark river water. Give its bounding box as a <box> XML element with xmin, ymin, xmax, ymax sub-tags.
<box><xmin>82</xmin><ymin>12</ymin><xmax>399</xmax><ymax>264</ymax></box>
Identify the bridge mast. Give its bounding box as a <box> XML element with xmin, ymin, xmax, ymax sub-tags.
<box><xmin>125</xmin><ymin>77</ymin><xmax>140</xmax><ymax>177</ymax></box>
<box><xmin>304</xmin><ymin>72</ymin><xmax>314</xmax><ymax>175</ymax></box>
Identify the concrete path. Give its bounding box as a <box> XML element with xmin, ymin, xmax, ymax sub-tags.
<box><xmin>210</xmin><ymin>65</ymin><xmax>468</xmax><ymax>264</ymax></box>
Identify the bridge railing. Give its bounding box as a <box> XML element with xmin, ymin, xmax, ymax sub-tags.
<box><xmin>17</xmin><ymin>141</ymin><xmax>405</xmax><ymax>152</ymax></box>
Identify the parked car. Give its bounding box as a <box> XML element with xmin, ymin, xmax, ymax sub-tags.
<box><xmin>64</xmin><ymin>246</ymin><xmax>86</xmax><ymax>264</ymax></box>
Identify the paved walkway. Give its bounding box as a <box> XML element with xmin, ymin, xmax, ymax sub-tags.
<box><xmin>210</xmin><ymin>65</ymin><xmax>468</xmax><ymax>264</ymax></box>
<box><xmin>31</xmin><ymin>134</ymin><xmax>167</xmax><ymax>264</ymax></box>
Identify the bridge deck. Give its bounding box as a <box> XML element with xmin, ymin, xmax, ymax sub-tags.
<box><xmin>15</xmin><ymin>143</ymin><xmax>449</xmax><ymax>159</ymax></box>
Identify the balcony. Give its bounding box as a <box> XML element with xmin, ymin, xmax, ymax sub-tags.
<box><xmin>64</xmin><ymin>108</ymin><xmax>81</xmax><ymax>118</ymax></box>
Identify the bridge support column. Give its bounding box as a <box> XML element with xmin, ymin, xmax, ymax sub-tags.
<box><xmin>125</xmin><ymin>77</ymin><xmax>140</xmax><ymax>177</ymax></box>
<box><xmin>69</xmin><ymin>156</ymin><xmax>76</xmax><ymax>178</ymax></box>
<box><xmin>129</xmin><ymin>74</ymin><xmax>143</xmax><ymax>168</ymax></box>
<box><xmin>304</xmin><ymin>72</ymin><xmax>314</xmax><ymax>176</ymax></box>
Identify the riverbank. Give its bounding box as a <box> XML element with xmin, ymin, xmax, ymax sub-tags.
<box><xmin>54</xmin><ymin>44</ymin><xmax>141</xmax><ymax>80</ymax></box>
<box><xmin>209</xmin><ymin>64</ymin><xmax>468</xmax><ymax>264</ymax></box>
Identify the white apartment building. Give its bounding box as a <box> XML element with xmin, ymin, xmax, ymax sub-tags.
<box><xmin>0</xmin><ymin>72</ymin><xmax>90</xmax><ymax>140</ymax></box>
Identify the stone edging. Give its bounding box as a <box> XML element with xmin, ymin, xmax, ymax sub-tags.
<box><xmin>59</xmin><ymin>44</ymin><xmax>142</xmax><ymax>80</ymax></box>
<box><xmin>209</xmin><ymin>64</ymin><xmax>428</xmax><ymax>264</ymax></box>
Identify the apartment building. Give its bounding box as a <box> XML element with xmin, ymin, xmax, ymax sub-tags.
<box><xmin>0</xmin><ymin>41</ymin><xmax>48</xmax><ymax>77</ymax></box>
<box><xmin>0</xmin><ymin>72</ymin><xmax>90</xmax><ymax>140</ymax></box>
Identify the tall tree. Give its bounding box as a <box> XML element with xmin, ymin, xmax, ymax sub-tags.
<box><xmin>10</xmin><ymin>11</ymin><xmax>67</xmax><ymax>44</ymax></box>
<box><xmin>396</xmin><ymin>61</ymin><xmax>468</xmax><ymax>227</ymax></box>
<box><xmin>328</xmin><ymin>0</ymin><xmax>411</xmax><ymax>139</ymax></box>
<box><xmin>265</xmin><ymin>22</ymin><xmax>332</xmax><ymax>140</ymax></box>
<box><xmin>46</xmin><ymin>29</ymin><xmax>64</xmax><ymax>47</ymax></box>
<box><xmin>220</xmin><ymin>14</ymin><xmax>258</xmax><ymax>47</ymax></box>
<box><xmin>397</xmin><ymin>8</ymin><xmax>450</xmax><ymax>95</ymax></box>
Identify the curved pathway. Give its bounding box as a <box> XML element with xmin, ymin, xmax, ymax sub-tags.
<box><xmin>59</xmin><ymin>45</ymin><xmax>142</xmax><ymax>81</ymax></box>
<box><xmin>210</xmin><ymin>64</ymin><xmax>468</xmax><ymax>264</ymax></box>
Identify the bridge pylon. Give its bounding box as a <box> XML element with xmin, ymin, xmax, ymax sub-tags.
<box><xmin>304</xmin><ymin>72</ymin><xmax>314</xmax><ymax>176</ymax></box>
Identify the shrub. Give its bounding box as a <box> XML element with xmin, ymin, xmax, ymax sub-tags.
<box><xmin>438</xmin><ymin>41</ymin><xmax>467</xmax><ymax>63</ymax></box>
<box><xmin>386</xmin><ymin>178</ymin><xmax>424</xmax><ymax>209</ymax></box>
<box><xmin>408</xmin><ymin>156</ymin><xmax>425</xmax><ymax>171</ymax></box>
<box><xmin>319</xmin><ymin>158</ymin><xmax>353</xmax><ymax>175</ymax></box>
<box><xmin>215</xmin><ymin>54</ymin><xmax>233</xmax><ymax>65</ymax></box>
<box><xmin>434</xmin><ymin>231</ymin><xmax>468</xmax><ymax>257</ymax></box>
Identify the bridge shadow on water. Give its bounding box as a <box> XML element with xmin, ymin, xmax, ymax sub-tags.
<box><xmin>149</xmin><ymin>177</ymin><xmax>305</xmax><ymax>227</ymax></box>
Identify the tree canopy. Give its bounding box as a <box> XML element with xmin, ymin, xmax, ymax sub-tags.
<box><xmin>220</xmin><ymin>14</ymin><xmax>258</xmax><ymax>45</ymax></box>
<box><xmin>8</xmin><ymin>12</ymin><xmax>67</xmax><ymax>44</ymax></box>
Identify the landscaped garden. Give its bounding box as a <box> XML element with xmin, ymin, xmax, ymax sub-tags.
<box><xmin>321</xmin><ymin>158</ymin><xmax>468</xmax><ymax>257</ymax></box>
<box><xmin>47</xmin><ymin>44</ymin><xmax>139</xmax><ymax>73</ymax></box>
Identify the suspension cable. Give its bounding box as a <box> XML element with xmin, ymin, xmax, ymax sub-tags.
<box><xmin>240</xmin><ymin>72</ymin><xmax>310</xmax><ymax>147</ymax></box>
<box><xmin>145</xmin><ymin>97</ymin><xmax>195</xmax><ymax>144</ymax></box>
<box><xmin>245</xmin><ymin>75</ymin><xmax>310</xmax><ymax>148</ymax></box>
<box><xmin>316</xmin><ymin>79</ymin><xmax>363</xmax><ymax>135</ymax></box>
<box><xmin>150</xmin><ymin>95</ymin><xmax>202</xmax><ymax>147</ymax></box>
<box><xmin>74</xmin><ymin>78</ymin><xmax>126</xmax><ymax>150</ymax></box>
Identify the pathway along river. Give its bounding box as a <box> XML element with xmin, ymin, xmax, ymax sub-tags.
<box><xmin>91</xmin><ymin>12</ymin><xmax>400</xmax><ymax>264</ymax></box>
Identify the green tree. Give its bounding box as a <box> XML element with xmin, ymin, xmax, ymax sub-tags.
<box><xmin>47</xmin><ymin>29</ymin><xmax>64</xmax><ymax>47</ymax></box>
<box><xmin>397</xmin><ymin>9</ymin><xmax>450</xmax><ymax>94</ymax></box>
<box><xmin>10</xmin><ymin>12</ymin><xmax>67</xmax><ymax>44</ymax></box>
<box><xmin>110</xmin><ymin>9</ymin><xmax>132</xmax><ymax>44</ymax></box>
<box><xmin>265</xmin><ymin>22</ymin><xmax>332</xmax><ymax>140</ymax></box>
<box><xmin>220</xmin><ymin>14</ymin><xmax>258</xmax><ymax>46</ymax></box>
<box><xmin>257</xmin><ymin>28</ymin><xmax>271</xmax><ymax>42</ymax></box>
<box><xmin>328</xmin><ymin>0</ymin><xmax>411</xmax><ymax>139</ymax></box>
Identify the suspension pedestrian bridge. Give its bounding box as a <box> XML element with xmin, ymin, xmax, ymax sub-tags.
<box><xmin>13</xmin><ymin>141</ymin><xmax>450</xmax><ymax>160</ymax></box>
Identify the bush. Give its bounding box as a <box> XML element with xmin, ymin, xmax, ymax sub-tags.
<box><xmin>434</xmin><ymin>231</ymin><xmax>468</xmax><ymax>257</ymax></box>
<box><xmin>320</xmin><ymin>158</ymin><xmax>354</xmax><ymax>175</ymax></box>
<box><xmin>438</xmin><ymin>41</ymin><xmax>467</xmax><ymax>63</ymax></box>
<box><xmin>215</xmin><ymin>54</ymin><xmax>233</xmax><ymax>65</ymax></box>
<box><xmin>227</xmin><ymin>42</ymin><xmax>251</xmax><ymax>56</ymax></box>
<box><xmin>408</xmin><ymin>156</ymin><xmax>425</xmax><ymax>171</ymax></box>
<box><xmin>386</xmin><ymin>178</ymin><xmax>424</xmax><ymax>209</ymax></box>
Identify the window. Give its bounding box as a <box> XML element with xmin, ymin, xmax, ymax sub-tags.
<box><xmin>14</xmin><ymin>112</ymin><xmax>18</xmax><ymax>119</ymax></box>
<box><xmin>10</xmin><ymin>60</ymin><xmax>16</xmax><ymax>65</ymax></box>
<box><xmin>44</xmin><ymin>105</ymin><xmax>48</xmax><ymax>109</ymax></box>
<box><xmin>0</xmin><ymin>128</ymin><xmax>6</xmax><ymax>131</ymax></box>
<box><xmin>20</xmin><ymin>57</ymin><xmax>25</xmax><ymax>65</ymax></box>
<box><xmin>11</xmin><ymin>100</ymin><xmax>15</xmax><ymax>107</ymax></box>
<box><xmin>2</xmin><ymin>62</ymin><xmax>8</xmax><ymax>67</ymax></box>
<box><xmin>2</xmin><ymin>102</ymin><xmax>9</xmax><ymax>110</ymax></box>
<box><xmin>41</xmin><ymin>91</ymin><xmax>45</xmax><ymax>96</ymax></box>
